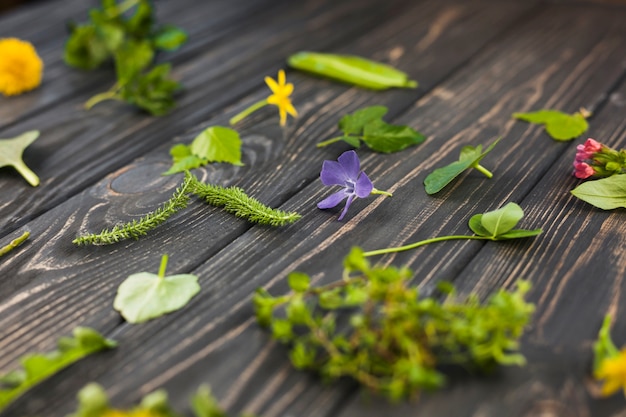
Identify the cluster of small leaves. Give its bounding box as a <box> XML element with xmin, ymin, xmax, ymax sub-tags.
<box><xmin>0</xmin><ymin>327</ymin><xmax>117</xmax><ymax>412</ymax></box>
<box><xmin>74</xmin><ymin>172</ymin><xmax>300</xmax><ymax>245</ymax></box>
<box><xmin>64</xmin><ymin>0</ymin><xmax>187</xmax><ymax>115</ymax></box>
<box><xmin>164</xmin><ymin>126</ymin><xmax>243</xmax><ymax>175</ymax></box>
<box><xmin>70</xmin><ymin>383</ymin><xmax>254</xmax><ymax>417</ymax></box>
<box><xmin>317</xmin><ymin>106</ymin><xmax>425</xmax><ymax>153</ymax></box>
<box><xmin>513</xmin><ymin>109</ymin><xmax>590</xmax><ymax>141</ymax></box>
<box><xmin>424</xmin><ymin>138</ymin><xmax>500</xmax><ymax>195</ymax></box>
<box><xmin>254</xmin><ymin>247</ymin><xmax>534</xmax><ymax>400</ymax></box>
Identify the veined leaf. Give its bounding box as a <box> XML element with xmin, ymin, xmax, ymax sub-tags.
<box><xmin>0</xmin><ymin>130</ymin><xmax>41</xmax><ymax>187</ymax></box>
<box><xmin>339</xmin><ymin>106</ymin><xmax>388</xmax><ymax>135</ymax></box>
<box><xmin>513</xmin><ymin>109</ymin><xmax>588</xmax><ymax>141</ymax></box>
<box><xmin>190</xmin><ymin>126</ymin><xmax>243</xmax><ymax>166</ymax></box>
<box><xmin>362</xmin><ymin>120</ymin><xmax>425</xmax><ymax>153</ymax></box>
<box><xmin>469</xmin><ymin>203</ymin><xmax>542</xmax><ymax>240</ymax></box>
<box><xmin>571</xmin><ymin>174</ymin><xmax>626</xmax><ymax>210</ymax></box>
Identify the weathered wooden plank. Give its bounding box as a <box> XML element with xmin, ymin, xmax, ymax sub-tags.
<box><xmin>0</xmin><ymin>0</ymin><xmax>409</xmax><ymax>239</ymax></box>
<box><xmin>0</xmin><ymin>0</ymin><xmax>555</xmax><ymax>415</ymax></box>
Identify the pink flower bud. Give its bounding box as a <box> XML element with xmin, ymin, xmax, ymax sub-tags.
<box><xmin>573</xmin><ymin>161</ymin><xmax>595</xmax><ymax>179</ymax></box>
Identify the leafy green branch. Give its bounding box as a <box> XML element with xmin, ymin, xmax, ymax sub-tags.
<box><xmin>0</xmin><ymin>327</ymin><xmax>116</xmax><ymax>412</ymax></box>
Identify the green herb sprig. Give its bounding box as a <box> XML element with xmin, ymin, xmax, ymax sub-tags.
<box><xmin>363</xmin><ymin>202</ymin><xmax>541</xmax><ymax>257</ymax></box>
<box><xmin>513</xmin><ymin>108</ymin><xmax>590</xmax><ymax>141</ymax></box>
<box><xmin>254</xmin><ymin>247</ymin><xmax>534</xmax><ymax>400</ymax></box>
<box><xmin>317</xmin><ymin>106</ymin><xmax>425</xmax><ymax>153</ymax></box>
<box><xmin>65</xmin><ymin>0</ymin><xmax>187</xmax><ymax>115</ymax></box>
<box><xmin>0</xmin><ymin>327</ymin><xmax>116</xmax><ymax>412</ymax></box>
<box><xmin>74</xmin><ymin>172</ymin><xmax>300</xmax><ymax>245</ymax></box>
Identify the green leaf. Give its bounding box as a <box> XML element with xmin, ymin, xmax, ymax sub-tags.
<box><xmin>64</xmin><ymin>24</ymin><xmax>110</xmax><ymax>70</ymax></box>
<box><xmin>288</xmin><ymin>272</ymin><xmax>310</xmax><ymax>293</ymax></box>
<box><xmin>120</xmin><ymin>63</ymin><xmax>180</xmax><ymax>116</ymax></box>
<box><xmin>339</xmin><ymin>106</ymin><xmax>388</xmax><ymax>135</ymax></box>
<box><xmin>163</xmin><ymin>155</ymin><xmax>206</xmax><ymax>176</ymax></box>
<box><xmin>424</xmin><ymin>138</ymin><xmax>500</xmax><ymax>194</ymax></box>
<box><xmin>362</xmin><ymin>119</ymin><xmax>425</xmax><ymax>153</ymax></box>
<box><xmin>480</xmin><ymin>202</ymin><xmax>524</xmax><ymax>236</ymax></box>
<box><xmin>513</xmin><ymin>109</ymin><xmax>588</xmax><ymax>141</ymax></box>
<box><xmin>191</xmin><ymin>385</ymin><xmax>229</xmax><ymax>417</ymax></box>
<box><xmin>0</xmin><ymin>328</ymin><xmax>116</xmax><ymax>412</ymax></box>
<box><xmin>190</xmin><ymin>126</ymin><xmax>243</xmax><ymax>166</ymax></box>
<box><xmin>288</xmin><ymin>52</ymin><xmax>417</xmax><ymax>90</ymax></box>
<box><xmin>114</xmin><ymin>39</ymin><xmax>154</xmax><ymax>83</ymax></box>
<box><xmin>497</xmin><ymin>229</ymin><xmax>543</xmax><ymax>239</ymax></box>
<box><xmin>89</xmin><ymin>9</ymin><xmax>125</xmax><ymax>52</ymax></box>
<box><xmin>468</xmin><ymin>214</ymin><xmax>490</xmax><ymax>237</ymax></box>
<box><xmin>0</xmin><ymin>130</ymin><xmax>41</xmax><ymax>187</ymax></box>
<box><xmin>126</xmin><ymin>0</ymin><xmax>154</xmax><ymax>37</ymax></box>
<box><xmin>113</xmin><ymin>254</ymin><xmax>200</xmax><ymax>324</ymax></box>
<box><xmin>67</xmin><ymin>383</ymin><xmax>110</xmax><ymax>417</ymax></box>
<box><xmin>571</xmin><ymin>174</ymin><xmax>626</xmax><ymax>210</ymax></box>
<box><xmin>154</xmin><ymin>25</ymin><xmax>188</xmax><ymax>51</ymax></box>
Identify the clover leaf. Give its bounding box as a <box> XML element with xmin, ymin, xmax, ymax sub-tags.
<box><xmin>318</xmin><ymin>106</ymin><xmax>425</xmax><ymax>153</ymax></box>
<box><xmin>424</xmin><ymin>137</ymin><xmax>500</xmax><ymax>195</ymax></box>
<box><xmin>0</xmin><ymin>130</ymin><xmax>41</xmax><ymax>187</ymax></box>
<box><xmin>114</xmin><ymin>254</ymin><xmax>200</xmax><ymax>323</ymax></box>
<box><xmin>571</xmin><ymin>174</ymin><xmax>626</xmax><ymax>210</ymax></box>
<box><xmin>468</xmin><ymin>202</ymin><xmax>542</xmax><ymax>239</ymax></box>
<box><xmin>513</xmin><ymin>109</ymin><xmax>589</xmax><ymax>141</ymax></box>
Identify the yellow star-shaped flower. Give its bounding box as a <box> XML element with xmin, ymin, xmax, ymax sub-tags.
<box><xmin>596</xmin><ymin>349</ymin><xmax>626</xmax><ymax>397</ymax></box>
<box><xmin>264</xmin><ymin>70</ymin><xmax>298</xmax><ymax>127</ymax></box>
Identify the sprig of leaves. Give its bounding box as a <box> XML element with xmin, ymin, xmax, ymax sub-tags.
<box><xmin>0</xmin><ymin>327</ymin><xmax>116</xmax><ymax>412</ymax></box>
<box><xmin>0</xmin><ymin>130</ymin><xmax>41</xmax><ymax>186</ymax></box>
<box><xmin>74</xmin><ymin>172</ymin><xmax>301</xmax><ymax>245</ymax></box>
<box><xmin>65</xmin><ymin>0</ymin><xmax>187</xmax><ymax>115</ymax></box>
<box><xmin>317</xmin><ymin>106</ymin><xmax>425</xmax><ymax>153</ymax></box>
<box><xmin>363</xmin><ymin>202</ymin><xmax>542</xmax><ymax>257</ymax></box>
<box><xmin>164</xmin><ymin>126</ymin><xmax>243</xmax><ymax>175</ymax></box>
<box><xmin>70</xmin><ymin>383</ymin><xmax>253</xmax><ymax>417</ymax></box>
<box><xmin>424</xmin><ymin>137</ymin><xmax>500</xmax><ymax>195</ymax></box>
<box><xmin>513</xmin><ymin>108</ymin><xmax>590</xmax><ymax>141</ymax></box>
<box><xmin>254</xmin><ymin>247</ymin><xmax>534</xmax><ymax>400</ymax></box>
<box><xmin>571</xmin><ymin>174</ymin><xmax>626</xmax><ymax>210</ymax></box>
<box><xmin>114</xmin><ymin>254</ymin><xmax>200</xmax><ymax>323</ymax></box>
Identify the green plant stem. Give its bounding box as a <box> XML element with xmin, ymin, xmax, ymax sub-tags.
<box><xmin>0</xmin><ymin>231</ymin><xmax>30</xmax><ymax>257</ymax></box>
<box><xmin>229</xmin><ymin>99</ymin><xmax>268</xmax><ymax>125</ymax></box>
<box><xmin>158</xmin><ymin>254</ymin><xmax>168</xmax><ymax>278</ymax></box>
<box><xmin>473</xmin><ymin>164</ymin><xmax>493</xmax><ymax>178</ymax></box>
<box><xmin>13</xmin><ymin>160</ymin><xmax>40</xmax><ymax>187</ymax></box>
<box><xmin>371</xmin><ymin>188</ymin><xmax>392</xmax><ymax>198</ymax></box>
<box><xmin>85</xmin><ymin>84</ymin><xmax>123</xmax><ymax>110</ymax></box>
<box><xmin>363</xmin><ymin>235</ymin><xmax>489</xmax><ymax>257</ymax></box>
<box><xmin>316</xmin><ymin>137</ymin><xmax>349</xmax><ymax>148</ymax></box>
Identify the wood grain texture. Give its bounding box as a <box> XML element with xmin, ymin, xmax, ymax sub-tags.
<box><xmin>1</xmin><ymin>0</ymin><xmax>626</xmax><ymax>416</ymax></box>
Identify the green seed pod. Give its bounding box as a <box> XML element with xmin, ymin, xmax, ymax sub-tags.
<box><xmin>288</xmin><ymin>51</ymin><xmax>417</xmax><ymax>90</ymax></box>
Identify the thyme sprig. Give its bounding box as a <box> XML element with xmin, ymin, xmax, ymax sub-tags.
<box><xmin>74</xmin><ymin>172</ymin><xmax>301</xmax><ymax>245</ymax></box>
<box><xmin>254</xmin><ymin>247</ymin><xmax>534</xmax><ymax>400</ymax></box>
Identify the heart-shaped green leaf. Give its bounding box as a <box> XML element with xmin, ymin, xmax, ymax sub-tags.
<box><xmin>0</xmin><ymin>130</ymin><xmax>41</xmax><ymax>186</ymax></box>
<box><xmin>114</xmin><ymin>255</ymin><xmax>200</xmax><ymax>323</ymax></box>
<box><xmin>513</xmin><ymin>109</ymin><xmax>588</xmax><ymax>141</ymax></box>
<box><xmin>480</xmin><ymin>202</ymin><xmax>523</xmax><ymax>236</ymax></box>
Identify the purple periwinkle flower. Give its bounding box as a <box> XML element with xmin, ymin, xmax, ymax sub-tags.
<box><xmin>317</xmin><ymin>150</ymin><xmax>374</xmax><ymax>221</ymax></box>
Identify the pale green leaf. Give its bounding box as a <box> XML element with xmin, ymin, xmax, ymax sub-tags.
<box><xmin>0</xmin><ymin>130</ymin><xmax>41</xmax><ymax>186</ymax></box>
<box><xmin>513</xmin><ymin>109</ymin><xmax>588</xmax><ymax>141</ymax></box>
<box><xmin>113</xmin><ymin>255</ymin><xmax>200</xmax><ymax>323</ymax></box>
<box><xmin>163</xmin><ymin>155</ymin><xmax>206</xmax><ymax>176</ymax></box>
<box><xmin>154</xmin><ymin>25</ymin><xmax>188</xmax><ymax>51</ymax></box>
<box><xmin>0</xmin><ymin>328</ymin><xmax>116</xmax><ymax>412</ymax></box>
<box><xmin>339</xmin><ymin>106</ymin><xmax>388</xmax><ymax>135</ymax></box>
<box><xmin>190</xmin><ymin>126</ymin><xmax>243</xmax><ymax>166</ymax></box>
<box><xmin>468</xmin><ymin>214</ymin><xmax>490</xmax><ymax>237</ymax></box>
<box><xmin>114</xmin><ymin>40</ymin><xmax>154</xmax><ymax>83</ymax></box>
<box><xmin>67</xmin><ymin>383</ymin><xmax>110</xmax><ymax>417</ymax></box>
<box><xmin>480</xmin><ymin>202</ymin><xmax>524</xmax><ymax>236</ymax></box>
<box><xmin>362</xmin><ymin>120</ymin><xmax>425</xmax><ymax>153</ymax></box>
<box><xmin>571</xmin><ymin>174</ymin><xmax>626</xmax><ymax>210</ymax></box>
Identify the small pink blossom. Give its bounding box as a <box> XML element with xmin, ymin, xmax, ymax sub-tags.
<box><xmin>576</xmin><ymin>138</ymin><xmax>602</xmax><ymax>160</ymax></box>
<box><xmin>573</xmin><ymin>161</ymin><xmax>595</xmax><ymax>179</ymax></box>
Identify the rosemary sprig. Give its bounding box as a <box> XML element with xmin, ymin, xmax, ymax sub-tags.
<box><xmin>189</xmin><ymin>173</ymin><xmax>301</xmax><ymax>226</ymax></box>
<box><xmin>73</xmin><ymin>174</ymin><xmax>193</xmax><ymax>245</ymax></box>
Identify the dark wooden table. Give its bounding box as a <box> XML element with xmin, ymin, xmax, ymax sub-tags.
<box><xmin>1</xmin><ymin>0</ymin><xmax>626</xmax><ymax>415</ymax></box>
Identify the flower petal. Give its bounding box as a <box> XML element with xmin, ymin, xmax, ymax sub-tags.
<box><xmin>278</xmin><ymin>69</ymin><xmax>286</xmax><ymax>86</ymax></box>
<box><xmin>279</xmin><ymin>107</ymin><xmax>287</xmax><ymax>127</ymax></box>
<box><xmin>317</xmin><ymin>190</ymin><xmax>346</xmax><ymax>209</ymax></box>
<box><xmin>337</xmin><ymin>150</ymin><xmax>361</xmax><ymax>180</ymax></box>
<box><xmin>354</xmin><ymin>172</ymin><xmax>374</xmax><ymax>198</ymax></box>
<box><xmin>338</xmin><ymin>195</ymin><xmax>355</xmax><ymax>221</ymax></box>
<box><xmin>284</xmin><ymin>100</ymin><xmax>298</xmax><ymax>117</ymax></box>
<box><xmin>320</xmin><ymin>160</ymin><xmax>348</xmax><ymax>186</ymax></box>
<box><xmin>267</xmin><ymin>94</ymin><xmax>280</xmax><ymax>105</ymax></box>
<box><xmin>265</xmin><ymin>76</ymin><xmax>279</xmax><ymax>93</ymax></box>
<box><xmin>282</xmin><ymin>83</ymin><xmax>294</xmax><ymax>96</ymax></box>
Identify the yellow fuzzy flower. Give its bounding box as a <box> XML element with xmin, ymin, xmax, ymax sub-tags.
<box><xmin>0</xmin><ymin>38</ymin><xmax>43</xmax><ymax>96</ymax></box>
<box><xmin>595</xmin><ymin>349</ymin><xmax>626</xmax><ymax>397</ymax></box>
<box><xmin>264</xmin><ymin>69</ymin><xmax>298</xmax><ymax>126</ymax></box>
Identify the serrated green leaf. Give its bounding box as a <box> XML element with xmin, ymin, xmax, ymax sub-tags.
<box><xmin>64</xmin><ymin>24</ymin><xmax>110</xmax><ymax>70</ymax></box>
<box><xmin>163</xmin><ymin>155</ymin><xmax>206</xmax><ymax>176</ymax></box>
<box><xmin>571</xmin><ymin>175</ymin><xmax>626</xmax><ymax>210</ymax></box>
<box><xmin>288</xmin><ymin>52</ymin><xmax>417</xmax><ymax>90</ymax></box>
<box><xmin>170</xmin><ymin>143</ymin><xmax>192</xmax><ymax>160</ymax></box>
<box><xmin>0</xmin><ymin>130</ymin><xmax>41</xmax><ymax>187</ymax></box>
<box><xmin>114</xmin><ymin>39</ymin><xmax>154</xmax><ymax>83</ymax></box>
<box><xmin>154</xmin><ymin>25</ymin><xmax>188</xmax><ymax>51</ymax></box>
<box><xmin>113</xmin><ymin>255</ymin><xmax>200</xmax><ymax>324</ymax></box>
<box><xmin>339</xmin><ymin>106</ymin><xmax>388</xmax><ymax>135</ymax></box>
<box><xmin>0</xmin><ymin>328</ymin><xmax>116</xmax><ymax>412</ymax></box>
<box><xmin>190</xmin><ymin>126</ymin><xmax>243</xmax><ymax>166</ymax></box>
<box><xmin>480</xmin><ymin>202</ymin><xmax>524</xmax><ymax>236</ymax></box>
<box><xmin>120</xmin><ymin>63</ymin><xmax>180</xmax><ymax>116</ymax></box>
<box><xmin>513</xmin><ymin>109</ymin><xmax>588</xmax><ymax>141</ymax></box>
<box><xmin>362</xmin><ymin>119</ymin><xmax>425</xmax><ymax>153</ymax></box>
<box><xmin>424</xmin><ymin>138</ymin><xmax>500</xmax><ymax>195</ymax></box>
